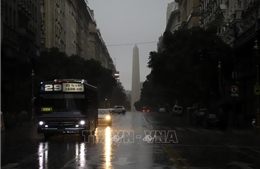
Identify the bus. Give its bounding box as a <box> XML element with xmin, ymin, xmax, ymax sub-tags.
<box><xmin>35</xmin><ymin>79</ymin><xmax>98</xmax><ymax>139</ymax></box>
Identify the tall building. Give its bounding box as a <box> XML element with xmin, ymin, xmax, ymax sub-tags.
<box><xmin>41</xmin><ymin>0</ymin><xmax>93</xmax><ymax>59</ymax></box>
<box><xmin>131</xmin><ymin>45</ymin><xmax>141</xmax><ymax>111</ymax></box>
<box><xmin>175</xmin><ymin>0</ymin><xmax>200</xmax><ymax>29</ymax></box>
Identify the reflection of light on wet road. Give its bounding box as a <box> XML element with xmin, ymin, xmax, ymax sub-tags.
<box><xmin>105</xmin><ymin>126</ymin><xmax>111</xmax><ymax>169</ymax></box>
<box><xmin>38</xmin><ymin>142</ymin><xmax>48</xmax><ymax>169</ymax></box>
<box><xmin>75</xmin><ymin>142</ymin><xmax>86</xmax><ymax>168</ymax></box>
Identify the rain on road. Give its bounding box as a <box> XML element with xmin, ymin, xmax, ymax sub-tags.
<box><xmin>1</xmin><ymin>111</ymin><xmax>173</xmax><ymax>169</ymax></box>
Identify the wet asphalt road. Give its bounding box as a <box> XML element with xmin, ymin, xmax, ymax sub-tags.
<box><xmin>1</xmin><ymin>111</ymin><xmax>173</xmax><ymax>169</ymax></box>
<box><xmin>1</xmin><ymin>111</ymin><xmax>260</xmax><ymax>169</ymax></box>
<box><xmin>147</xmin><ymin>112</ymin><xmax>260</xmax><ymax>169</ymax></box>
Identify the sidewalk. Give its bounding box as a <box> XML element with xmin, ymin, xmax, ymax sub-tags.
<box><xmin>151</xmin><ymin>111</ymin><xmax>258</xmax><ymax>133</ymax></box>
<box><xmin>1</xmin><ymin>122</ymin><xmax>39</xmax><ymax>147</ymax></box>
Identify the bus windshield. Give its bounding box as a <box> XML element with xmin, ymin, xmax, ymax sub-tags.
<box><xmin>38</xmin><ymin>93</ymin><xmax>86</xmax><ymax>115</ymax></box>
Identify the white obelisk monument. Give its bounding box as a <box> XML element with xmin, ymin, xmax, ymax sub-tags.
<box><xmin>131</xmin><ymin>45</ymin><xmax>141</xmax><ymax>111</ymax></box>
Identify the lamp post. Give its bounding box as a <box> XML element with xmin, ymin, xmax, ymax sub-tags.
<box><xmin>218</xmin><ymin>61</ymin><xmax>222</xmax><ymax>96</ymax></box>
<box><xmin>31</xmin><ymin>69</ymin><xmax>35</xmax><ymax>122</ymax></box>
<box><xmin>254</xmin><ymin>40</ymin><xmax>260</xmax><ymax>132</ymax></box>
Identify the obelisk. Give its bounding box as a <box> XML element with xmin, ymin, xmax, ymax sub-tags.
<box><xmin>131</xmin><ymin>45</ymin><xmax>141</xmax><ymax>111</ymax></box>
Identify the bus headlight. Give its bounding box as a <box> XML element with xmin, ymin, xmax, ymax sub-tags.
<box><xmin>105</xmin><ymin>115</ymin><xmax>111</xmax><ymax>120</ymax></box>
<box><xmin>79</xmin><ymin>120</ymin><xmax>85</xmax><ymax>125</ymax></box>
<box><xmin>39</xmin><ymin>121</ymin><xmax>45</xmax><ymax>125</ymax></box>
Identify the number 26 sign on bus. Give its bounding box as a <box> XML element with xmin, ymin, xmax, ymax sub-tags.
<box><xmin>41</xmin><ymin>83</ymin><xmax>84</xmax><ymax>92</ymax></box>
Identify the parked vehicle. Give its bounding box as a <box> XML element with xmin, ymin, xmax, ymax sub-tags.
<box><xmin>172</xmin><ymin>105</ymin><xmax>183</xmax><ymax>115</ymax></box>
<box><xmin>112</xmin><ymin>105</ymin><xmax>126</xmax><ymax>114</ymax></box>
<box><xmin>203</xmin><ymin>113</ymin><xmax>219</xmax><ymax>129</ymax></box>
<box><xmin>158</xmin><ymin>107</ymin><xmax>166</xmax><ymax>113</ymax></box>
<box><xmin>192</xmin><ymin>108</ymin><xmax>207</xmax><ymax>125</ymax></box>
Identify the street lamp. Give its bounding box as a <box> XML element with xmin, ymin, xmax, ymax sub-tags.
<box><xmin>218</xmin><ymin>61</ymin><xmax>222</xmax><ymax>96</ymax></box>
<box><xmin>31</xmin><ymin>69</ymin><xmax>35</xmax><ymax>122</ymax></box>
<box><xmin>254</xmin><ymin>40</ymin><xmax>260</xmax><ymax>132</ymax></box>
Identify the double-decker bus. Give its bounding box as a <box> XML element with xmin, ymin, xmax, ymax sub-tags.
<box><xmin>35</xmin><ymin>79</ymin><xmax>98</xmax><ymax>139</ymax></box>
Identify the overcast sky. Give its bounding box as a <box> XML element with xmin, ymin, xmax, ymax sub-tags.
<box><xmin>88</xmin><ymin>0</ymin><xmax>174</xmax><ymax>90</ymax></box>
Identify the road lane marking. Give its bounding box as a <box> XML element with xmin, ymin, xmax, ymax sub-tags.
<box><xmin>142</xmin><ymin>115</ymin><xmax>153</xmax><ymax>129</ymax></box>
<box><xmin>163</xmin><ymin>126</ymin><xmax>172</xmax><ymax>130</ymax></box>
<box><xmin>247</xmin><ymin>147</ymin><xmax>260</xmax><ymax>154</ymax></box>
<box><xmin>1</xmin><ymin>163</ymin><xmax>19</xmax><ymax>169</ymax></box>
<box><xmin>113</xmin><ymin>157</ymin><xmax>133</xmax><ymax>166</ymax></box>
<box><xmin>227</xmin><ymin>161</ymin><xmax>253</xmax><ymax>169</ymax></box>
<box><xmin>162</xmin><ymin>145</ymin><xmax>191</xmax><ymax>169</ymax></box>
<box><xmin>60</xmin><ymin>156</ymin><xmax>76</xmax><ymax>169</ymax></box>
<box><xmin>175</xmin><ymin>127</ymin><xmax>186</xmax><ymax>131</ymax></box>
<box><xmin>186</xmin><ymin>128</ymin><xmax>199</xmax><ymax>132</ymax></box>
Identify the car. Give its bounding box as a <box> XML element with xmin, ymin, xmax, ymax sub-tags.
<box><xmin>142</xmin><ymin>107</ymin><xmax>150</xmax><ymax>112</ymax></box>
<box><xmin>158</xmin><ymin>107</ymin><xmax>166</xmax><ymax>113</ymax></box>
<box><xmin>203</xmin><ymin>113</ymin><xmax>219</xmax><ymax>129</ymax></box>
<box><xmin>112</xmin><ymin>105</ymin><xmax>126</xmax><ymax>114</ymax></box>
<box><xmin>98</xmin><ymin>109</ymin><xmax>112</xmax><ymax>126</ymax></box>
<box><xmin>191</xmin><ymin>108</ymin><xmax>207</xmax><ymax>125</ymax></box>
<box><xmin>172</xmin><ymin>105</ymin><xmax>183</xmax><ymax>115</ymax></box>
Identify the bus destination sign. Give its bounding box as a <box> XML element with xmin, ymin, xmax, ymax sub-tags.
<box><xmin>63</xmin><ymin>83</ymin><xmax>84</xmax><ymax>92</ymax></box>
<box><xmin>41</xmin><ymin>83</ymin><xmax>84</xmax><ymax>92</ymax></box>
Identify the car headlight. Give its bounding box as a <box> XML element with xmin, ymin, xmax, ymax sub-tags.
<box><xmin>105</xmin><ymin>115</ymin><xmax>111</xmax><ymax>120</ymax></box>
<box><xmin>39</xmin><ymin>121</ymin><xmax>45</xmax><ymax>125</ymax></box>
<box><xmin>79</xmin><ymin>120</ymin><xmax>85</xmax><ymax>125</ymax></box>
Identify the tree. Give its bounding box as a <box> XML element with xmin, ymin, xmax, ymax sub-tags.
<box><xmin>35</xmin><ymin>48</ymin><xmax>126</xmax><ymax>107</ymax></box>
<box><xmin>2</xmin><ymin>47</ymin><xmax>128</xmax><ymax>121</ymax></box>
<box><xmin>143</xmin><ymin>28</ymin><xmax>234</xmax><ymax>108</ymax></box>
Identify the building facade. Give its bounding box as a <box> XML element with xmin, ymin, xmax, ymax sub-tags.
<box><xmin>199</xmin><ymin>0</ymin><xmax>260</xmax><ymax>127</ymax></box>
<box><xmin>166</xmin><ymin>2</ymin><xmax>181</xmax><ymax>33</ymax></box>
<box><xmin>164</xmin><ymin>0</ymin><xmax>260</xmax><ymax>127</ymax></box>
<box><xmin>175</xmin><ymin>0</ymin><xmax>200</xmax><ymax>29</ymax></box>
<box><xmin>1</xmin><ymin>0</ymin><xmax>42</xmax><ymax>115</ymax></box>
<box><xmin>1</xmin><ymin>0</ymin><xmax>41</xmax><ymax>59</ymax></box>
<box><xmin>40</xmin><ymin>0</ymin><xmax>115</xmax><ymax>70</ymax></box>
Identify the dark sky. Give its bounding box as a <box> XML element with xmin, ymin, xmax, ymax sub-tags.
<box><xmin>88</xmin><ymin>0</ymin><xmax>174</xmax><ymax>90</ymax></box>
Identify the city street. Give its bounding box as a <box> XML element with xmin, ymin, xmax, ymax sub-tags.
<box><xmin>147</xmin><ymin>111</ymin><xmax>260</xmax><ymax>169</ymax></box>
<box><xmin>1</xmin><ymin>111</ymin><xmax>172</xmax><ymax>169</ymax></box>
<box><xmin>1</xmin><ymin>110</ymin><xmax>260</xmax><ymax>169</ymax></box>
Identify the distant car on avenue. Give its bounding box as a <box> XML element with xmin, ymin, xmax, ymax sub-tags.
<box><xmin>158</xmin><ymin>107</ymin><xmax>166</xmax><ymax>113</ymax></box>
<box><xmin>142</xmin><ymin>107</ymin><xmax>150</xmax><ymax>112</ymax></box>
<box><xmin>112</xmin><ymin>106</ymin><xmax>126</xmax><ymax>114</ymax></box>
<box><xmin>98</xmin><ymin>109</ymin><xmax>112</xmax><ymax>126</ymax></box>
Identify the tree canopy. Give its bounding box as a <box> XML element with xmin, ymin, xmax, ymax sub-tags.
<box><xmin>2</xmin><ymin>47</ymin><xmax>129</xmax><ymax>115</ymax></box>
<box><xmin>140</xmin><ymin>28</ymin><xmax>234</xmax><ymax>110</ymax></box>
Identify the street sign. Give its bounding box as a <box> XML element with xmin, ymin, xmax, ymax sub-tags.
<box><xmin>254</xmin><ymin>85</ymin><xmax>260</xmax><ymax>95</ymax></box>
